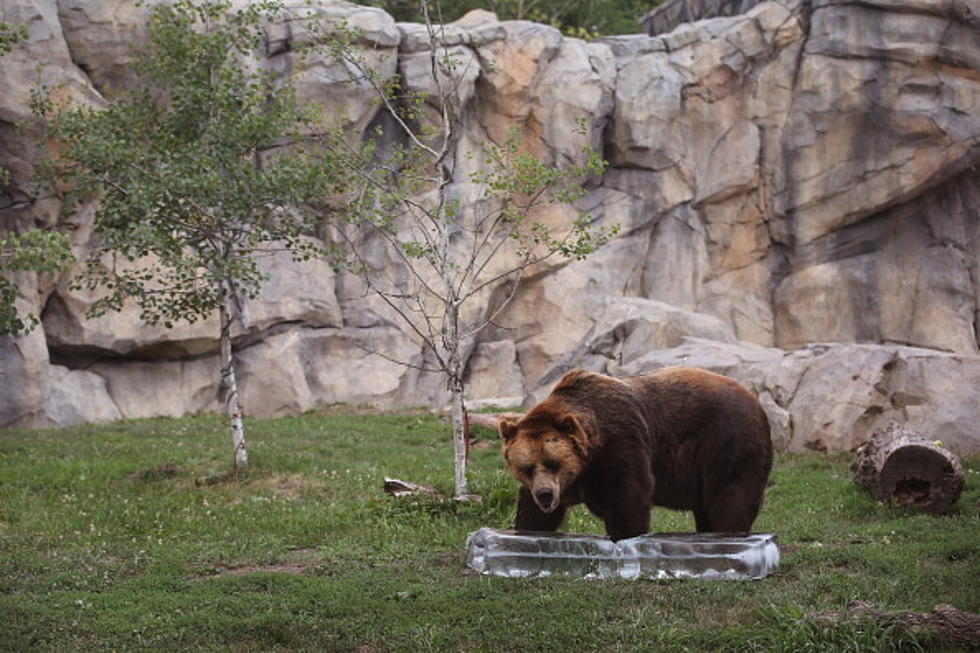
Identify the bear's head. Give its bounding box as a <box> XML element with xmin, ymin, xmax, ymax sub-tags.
<box><xmin>498</xmin><ymin>410</ymin><xmax>589</xmax><ymax>514</ymax></box>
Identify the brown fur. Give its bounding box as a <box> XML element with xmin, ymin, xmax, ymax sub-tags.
<box><xmin>499</xmin><ymin>367</ymin><xmax>773</xmax><ymax>541</ymax></box>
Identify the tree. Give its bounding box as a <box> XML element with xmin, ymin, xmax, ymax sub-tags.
<box><xmin>31</xmin><ymin>0</ymin><xmax>339</xmax><ymax>472</ymax></box>
<box><xmin>0</xmin><ymin>21</ymin><xmax>74</xmax><ymax>336</ymax></box>
<box><xmin>0</xmin><ymin>230</ymin><xmax>74</xmax><ymax>336</ymax></box>
<box><xmin>318</xmin><ymin>9</ymin><xmax>617</xmax><ymax>498</ymax></box>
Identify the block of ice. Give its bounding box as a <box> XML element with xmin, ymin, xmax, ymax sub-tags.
<box><xmin>465</xmin><ymin>528</ymin><xmax>779</xmax><ymax>580</ymax></box>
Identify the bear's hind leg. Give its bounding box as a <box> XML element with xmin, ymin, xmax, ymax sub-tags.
<box><xmin>700</xmin><ymin>483</ymin><xmax>764</xmax><ymax>533</ymax></box>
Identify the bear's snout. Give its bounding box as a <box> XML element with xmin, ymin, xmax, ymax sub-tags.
<box><xmin>534</xmin><ymin>487</ymin><xmax>557</xmax><ymax>513</ymax></box>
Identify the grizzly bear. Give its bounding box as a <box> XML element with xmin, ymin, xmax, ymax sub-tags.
<box><xmin>498</xmin><ymin>367</ymin><xmax>772</xmax><ymax>541</ymax></box>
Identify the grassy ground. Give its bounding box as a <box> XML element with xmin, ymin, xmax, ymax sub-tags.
<box><xmin>1</xmin><ymin>410</ymin><xmax>977</xmax><ymax>652</ymax></box>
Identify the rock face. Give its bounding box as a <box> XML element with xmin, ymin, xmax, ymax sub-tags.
<box><xmin>640</xmin><ymin>0</ymin><xmax>765</xmax><ymax>35</ymax></box>
<box><xmin>1</xmin><ymin>0</ymin><xmax>978</xmax><ymax>455</ymax></box>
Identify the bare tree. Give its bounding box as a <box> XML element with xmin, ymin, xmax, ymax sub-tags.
<box><xmin>317</xmin><ymin>6</ymin><xmax>616</xmax><ymax>498</ymax></box>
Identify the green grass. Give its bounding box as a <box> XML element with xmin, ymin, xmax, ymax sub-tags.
<box><xmin>1</xmin><ymin>410</ymin><xmax>977</xmax><ymax>651</ymax></box>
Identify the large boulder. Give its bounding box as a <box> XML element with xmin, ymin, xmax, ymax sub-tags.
<box><xmin>42</xmin><ymin>259</ymin><xmax>222</xmax><ymax>358</ymax></box>
<box><xmin>529</xmin><ymin>319</ymin><xmax>980</xmax><ymax>456</ymax></box>
<box><xmin>525</xmin><ymin>299</ymin><xmax>746</xmax><ymax>403</ymax></box>
<box><xmin>237</xmin><ymin>325</ymin><xmax>426</xmax><ymax>417</ymax></box>
<box><xmin>767</xmin><ymin>343</ymin><xmax>980</xmax><ymax>456</ymax></box>
<box><xmin>43</xmin><ymin>364</ymin><xmax>121</xmax><ymax>426</ymax></box>
<box><xmin>89</xmin><ymin>356</ymin><xmax>220</xmax><ymax>419</ymax></box>
<box><xmin>464</xmin><ymin>339</ymin><xmax>527</xmax><ymax>408</ymax></box>
<box><xmin>0</xmin><ymin>326</ymin><xmax>50</xmax><ymax>428</ymax></box>
<box><xmin>0</xmin><ymin>276</ymin><xmax>50</xmax><ymax>428</ymax></box>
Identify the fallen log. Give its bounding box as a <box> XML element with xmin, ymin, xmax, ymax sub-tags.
<box><xmin>810</xmin><ymin>601</ymin><xmax>980</xmax><ymax>648</ymax></box>
<box><xmin>382</xmin><ymin>477</ymin><xmax>441</xmax><ymax>499</ymax></box>
<box><xmin>851</xmin><ymin>422</ymin><xmax>964</xmax><ymax>514</ymax></box>
<box><xmin>465</xmin><ymin>411</ymin><xmax>524</xmax><ymax>434</ymax></box>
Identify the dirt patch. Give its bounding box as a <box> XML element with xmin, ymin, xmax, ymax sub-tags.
<box><xmin>188</xmin><ymin>547</ymin><xmax>323</xmax><ymax>580</ymax></box>
<box><xmin>190</xmin><ymin>563</ymin><xmax>308</xmax><ymax>580</ymax></box>
<box><xmin>249</xmin><ymin>474</ymin><xmax>320</xmax><ymax>499</ymax></box>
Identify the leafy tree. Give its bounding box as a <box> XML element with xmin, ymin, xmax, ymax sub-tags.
<box><xmin>318</xmin><ymin>11</ymin><xmax>617</xmax><ymax>498</ymax></box>
<box><xmin>0</xmin><ymin>21</ymin><xmax>74</xmax><ymax>336</ymax></box>
<box><xmin>0</xmin><ymin>231</ymin><xmax>74</xmax><ymax>336</ymax></box>
<box><xmin>31</xmin><ymin>0</ymin><xmax>339</xmax><ymax>471</ymax></box>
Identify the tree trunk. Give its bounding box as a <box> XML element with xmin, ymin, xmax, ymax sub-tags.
<box><xmin>447</xmin><ymin>346</ymin><xmax>469</xmax><ymax>499</ymax></box>
<box><xmin>851</xmin><ymin>422</ymin><xmax>964</xmax><ymax>514</ymax></box>
<box><xmin>219</xmin><ymin>297</ymin><xmax>248</xmax><ymax>473</ymax></box>
<box><xmin>450</xmin><ymin>382</ymin><xmax>473</xmax><ymax>498</ymax></box>
<box><xmin>441</xmin><ymin>295</ymin><xmax>473</xmax><ymax>499</ymax></box>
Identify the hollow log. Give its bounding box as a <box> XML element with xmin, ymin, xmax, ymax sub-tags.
<box><xmin>851</xmin><ymin>422</ymin><xmax>964</xmax><ymax>514</ymax></box>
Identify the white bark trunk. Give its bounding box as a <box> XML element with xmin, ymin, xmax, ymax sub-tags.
<box><xmin>442</xmin><ymin>295</ymin><xmax>469</xmax><ymax>498</ymax></box>
<box><xmin>220</xmin><ymin>298</ymin><xmax>248</xmax><ymax>473</ymax></box>
<box><xmin>450</xmin><ymin>377</ymin><xmax>468</xmax><ymax>498</ymax></box>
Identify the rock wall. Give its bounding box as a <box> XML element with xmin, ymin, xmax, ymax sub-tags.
<box><xmin>1</xmin><ymin>0</ymin><xmax>978</xmax><ymax>454</ymax></box>
<box><xmin>641</xmin><ymin>0</ymin><xmax>765</xmax><ymax>35</ymax></box>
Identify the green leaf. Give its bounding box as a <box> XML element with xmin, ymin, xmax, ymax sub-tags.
<box><xmin>0</xmin><ymin>230</ymin><xmax>74</xmax><ymax>336</ymax></box>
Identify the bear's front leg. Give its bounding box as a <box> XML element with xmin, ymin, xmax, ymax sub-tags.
<box><xmin>590</xmin><ymin>493</ymin><xmax>651</xmax><ymax>542</ymax></box>
<box><xmin>584</xmin><ymin>468</ymin><xmax>653</xmax><ymax>541</ymax></box>
<box><xmin>602</xmin><ymin>509</ymin><xmax>650</xmax><ymax>542</ymax></box>
<box><xmin>515</xmin><ymin>486</ymin><xmax>567</xmax><ymax>532</ymax></box>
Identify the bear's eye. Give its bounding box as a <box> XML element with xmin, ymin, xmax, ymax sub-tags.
<box><xmin>543</xmin><ymin>459</ymin><xmax>561</xmax><ymax>472</ymax></box>
<box><xmin>521</xmin><ymin>464</ymin><xmax>535</xmax><ymax>477</ymax></box>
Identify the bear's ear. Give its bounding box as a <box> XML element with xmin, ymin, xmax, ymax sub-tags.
<box><xmin>556</xmin><ymin>414</ymin><xmax>589</xmax><ymax>456</ymax></box>
<box><xmin>498</xmin><ymin>416</ymin><xmax>519</xmax><ymax>441</ymax></box>
<box><xmin>556</xmin><ymin>414</ymin><xmax>580</xmax><ymax>435</ymax></box>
